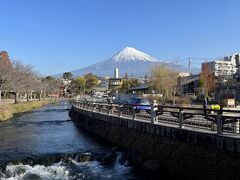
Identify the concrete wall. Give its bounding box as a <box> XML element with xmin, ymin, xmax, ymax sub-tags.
<box><xmin>69</xmin><ymin>106</ymin><xmax>240</xmax><ymax>179</ymax></box>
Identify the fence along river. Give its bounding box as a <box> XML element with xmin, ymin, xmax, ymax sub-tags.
<box><xmin>69</xmin><ymin>99</ymin><xmax>240</xmax><ymax>179</ymax></box>
<box><xmin>74</xmin><ymin>100</ymin><xmax>240</xmax><ymax>137</ymax></box>
<box><xmin>1</xmin><ymin>99</ymin><xmax>240</xmax><ymax>179</ymax></box>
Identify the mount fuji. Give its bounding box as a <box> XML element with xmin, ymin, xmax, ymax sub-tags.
<box><xmin>67</xmin><ymin>47</ymin><xmax>198</xmax><ymax>77</ymax></box>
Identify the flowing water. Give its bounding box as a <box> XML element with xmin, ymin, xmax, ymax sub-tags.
<box><xmin>0</xmin><ymin>101</ymin><xmax>137</xmax><ymax>180</ymax></box>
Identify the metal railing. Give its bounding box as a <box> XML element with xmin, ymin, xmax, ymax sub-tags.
<box><xmin>73</xmin><ymin>100</ymin><xmax>240</xmax><ymax>136</ymax></box>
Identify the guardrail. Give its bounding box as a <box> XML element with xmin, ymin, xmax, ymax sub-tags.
<box><xmin>73</xmin><ymin>100</ymin><xmax>240</xmax><ymax>136</ymax></box>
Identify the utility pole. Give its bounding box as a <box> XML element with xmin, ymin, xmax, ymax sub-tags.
<box><xmin>187</xmin><ymin>57</ymin><xmax>209</xmax><ymax>74</ymax></box>
<box><xmin>188</xmin><ymin>57</ymin><xmax>191</xmax><ymax>74</ymax></box>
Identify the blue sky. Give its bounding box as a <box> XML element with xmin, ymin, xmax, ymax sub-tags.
<box><xmin>1</xmin><ymin>0</ymin><xmax>240</xmax><ymax>75</ymax></box>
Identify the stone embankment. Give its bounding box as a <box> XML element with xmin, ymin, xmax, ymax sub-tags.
<box><xmin>0</xmin><ymin>99</ymin><xmax>58</xmax><ymax>121</ymax></box>
<box><xmin>69</xmin><ymin>105</ymin><xmax>240</xmax><ymax>180</ymax></box>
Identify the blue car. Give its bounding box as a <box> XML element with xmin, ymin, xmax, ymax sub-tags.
<box><xmin>127</xmin><ymin>98</ymin><xmax>151</xmax><ymax>113</ymax></box>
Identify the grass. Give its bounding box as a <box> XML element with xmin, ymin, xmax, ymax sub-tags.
<box><xmin>0</xmin><ymin>99</ymin><xmax>53</xmax><ymax>121</ymax></box>
<box><xmin>48</xmin><ymin>98</ymin><xmax>59</xmax><ymax>104</ymax></box>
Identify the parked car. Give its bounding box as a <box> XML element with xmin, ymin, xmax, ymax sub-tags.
<box><xmin>126</xmin><ymin>97</ymin><xmax>151</xmax><ymax>113</ymax></box>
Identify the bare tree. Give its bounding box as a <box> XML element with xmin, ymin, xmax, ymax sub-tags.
<box><xmin>200</xmin><ymin>63</ymin><xmax>215</xmax><ymax>97</ymax></box>
<box><xmin>150</xmin><ymin>64</ymin><xmax>179</xmax><ymax>104</ymax></box>
<box><xmin>0</xmin><ymin>65</ymin><xmax>11</xmax><ymax>101</ymax></box>
<box><xmin>41</xmin><ymin>76</ymin><xmax>62</xmax><ymax>98</ymax></box>
<box><xmin>1</xmin><ymin>58</ymin><xmax>61</xmax><ymax>103</ymax></box>
<box><xmin>7</xmin><ymin>61</ymin><xmax>38</xmax><ymax>103</ymax></box>
<box><xmin>22</xmin><ymin>65</ymin><xmax>39</xmax><ymax>101</ymax></box>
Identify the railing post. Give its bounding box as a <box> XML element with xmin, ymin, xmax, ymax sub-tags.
<box><xmin>179</xmin><ymin>108</ymin><xmax>184</xmax><ymax>128</ymax></box>
<box><xmin>234</xmin><ymin>120</ymin><xmax>240</xmax><ymax>134</ymax></box>
<box><xmin>118</xmin><ymin>105</ymin><xmax>122</xmax><ymax>117</ymax></box>
<box><xmin>151</xmin><ymin>103</ymin><xmax>156</xmax><ymax>123</ymax></box>
<box><xmin>107</xmin><ymin>105</ymin><xmax>110</xmax><ymax>115</ymax></box>
<box><xmin>99</xmin><ymin>104</ymin><xmax>102</xmax><ymax>113</ymax></box>
<box><xmin>217</xmin><ymin>110</ymin><xmax>223</xmax><ymax>135</ymax></box>
<box><xmin>132</xmin><ymin>106</ymin><xmax>136</xmax><ymax>120</ymax></box>
<box><xmin>111</xmin><ymin>105</ymin><xmax>113</xmax><ymax>115</ymax></box>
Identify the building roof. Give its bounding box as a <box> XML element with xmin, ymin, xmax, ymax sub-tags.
<box><xmin>180</xmin><ymin>74</ymin><xmax>200</xmax><ymax>85</ymax></box>
<box><xmin>94</xmin><ymin>87</ymin><xmax>109</xmax><ymax>92</ymax></box>
<box><xmin>128</xmin><ymin>83</ymin><xmax>151</xmax><ymax>91</ymax></box>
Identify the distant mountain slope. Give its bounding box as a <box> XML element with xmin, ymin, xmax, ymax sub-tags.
<box><xmin>59</xmin><ymin>47</ymin><xmax>199</xmax><ymax>77</ymax></box>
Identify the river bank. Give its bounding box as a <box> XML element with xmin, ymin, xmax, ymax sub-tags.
<box><xmin>0</xmin><ymin>99</ymin><xmax>58</xmax><ymax>121</ymax></box>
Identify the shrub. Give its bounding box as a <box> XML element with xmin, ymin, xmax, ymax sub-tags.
<box><xmin>175</xmin><ymin>96</ymin><xmax>192</xmax><ymax>105</ymax></box>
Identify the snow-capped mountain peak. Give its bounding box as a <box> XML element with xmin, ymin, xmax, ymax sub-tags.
<box><xmin>110</xmin><ymin>47</ymin><xmax>158</xmax><ymax>62</ymax></box>
<box><xmin>57</xmin><ymin>46</ymin><xmax>199</xmax><ymax>78</ymax></box>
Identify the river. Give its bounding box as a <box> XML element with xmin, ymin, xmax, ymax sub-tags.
<box><xmin>0</xmin><ymin>101</ymin><xmax>139</xmax><ymax>180</ymax></box>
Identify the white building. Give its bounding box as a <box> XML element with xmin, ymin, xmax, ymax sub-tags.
<box><xmin>202</xmin><ymin>60</ymin><xmax>237</xmax><ymax>77</ymax></box>
<box><xmin>61</xmin><ymin>79</ymin><xmax>72</xmax><ymax>86</ymax></box>
<box><xmin>98</xmin><ymin>77</ymin><xmax>109</xmax><ymax>89</ymax></box>
<box><xmin>225</xmin><ymin>53</ymin><xmax>240</xmax><ymax>73</ymax></box>
<box><xmin>178</xmin><ymin>72</ymin><xmax>191</xmax><ymax>77</ymax></box>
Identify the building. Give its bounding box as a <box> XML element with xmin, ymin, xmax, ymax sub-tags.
<box><xmin>108</xmin><ymin>68</ymin><xmax>125</xmax><ymax>92</ymax></box>
<box><xmin>0</xmin><ymin>51</ymin><xmax>12</xmax><ymax>99</ymax></box>
<box><xmin>98</xmin><ymin>77</ymin><xmax>109</xmax><ymax>89</ymax></box>
<box><xmin>93</xmin><ymin>77</ymin><xmax>109</xmax><ymax>94</ymax></box>
<box><xmin>215</xmin><ymin>83</ymin><xmax>240</xmax><ymax>104</ymax></box>
<box><xmin>0</xmin><ymin>51</ymin><xmax>12</xmax><ymax>69</ymax></box>
<box><xmin>201</xmin><ymin>53</ymin><xmax>240</xmax><ymax>84</ymax></box>
<box><xmin>126</xmin><ymin>83</ymin><xmax>151</xmax><ymax>94</ymax></box>
<box><xmin>179</xmin><ymin>74</ymin><xmax>200</xmax><ymax>94</ymax></box>
<box><xmin>201</xmin><ymin>59</ymin><xmax>237</xmax><ymax>94</ymax></box>
<box><xmin>178</xmin><ymin>72</ymin><xmax>191</xmax><ymax>77</ymax></box>
<box><xmin>202</xmin><ymin>60</ymin><xmax>236</xmax><ymax>77</ymax></box>
<box><xmin>60</xmin><ymin>79</ymin><xmax>71</xmax><ymax>97</ymax></box>
<box><xmin>224</xmin><ymin>53</ymin><xmax>240</xmax><ymax>73</ymax></box>
<box><xmin>200</xmin><ymin>54</ymin><xmax>240</xmax><ymax>101</ymax></box>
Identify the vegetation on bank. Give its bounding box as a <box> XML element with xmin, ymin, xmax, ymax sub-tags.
<box><xmin>48</xmin><ymin>98</ymin><xmax>59</xmax><ymax>104</ymax></box>
<box><xmin>0</xmin><ymin>99</ymin><xmax>56</xmax><ymax>121</ymax></box>
<box><xmin>67</xmin><ymin>73</ymin><xmax>98</xmax><ymax>95</ymax></box>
